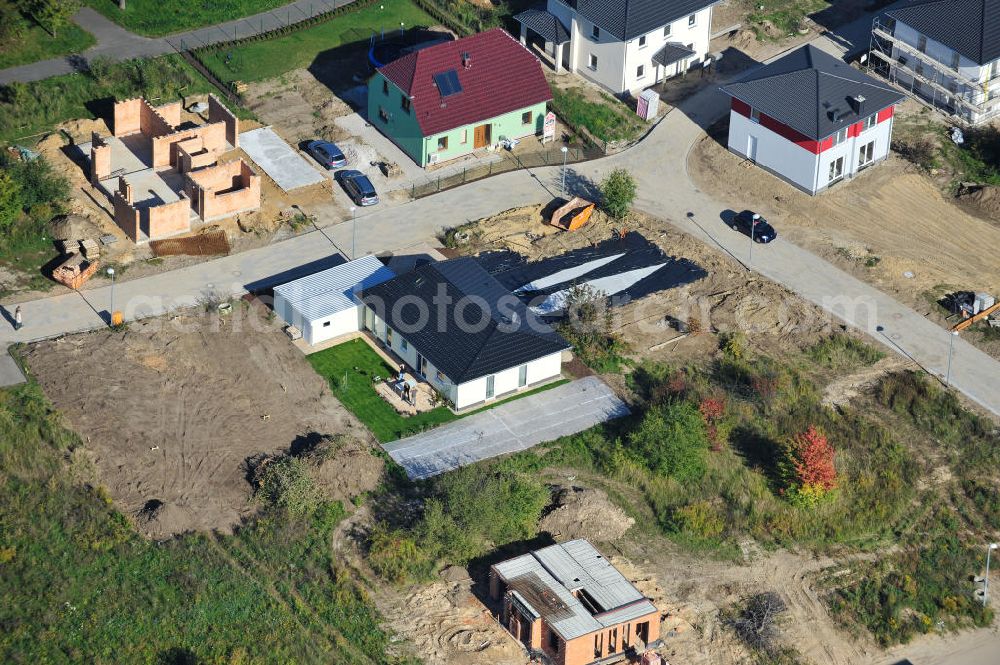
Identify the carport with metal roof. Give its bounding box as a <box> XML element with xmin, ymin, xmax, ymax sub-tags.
<box><xmin>514</xmin><ymin>7</ymin><xmax>571</xmax><ymax>73</ymax></box>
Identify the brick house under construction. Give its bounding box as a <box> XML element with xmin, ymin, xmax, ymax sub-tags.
<box><xmin>490</xmin><ymin>539</ymin><xmax>661</xmax><ymax>665</ymax></box>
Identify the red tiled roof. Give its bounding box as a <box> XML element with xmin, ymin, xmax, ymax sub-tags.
<box><xmin>378</xmin><ymin>28</ymin><xmax>552</xmax><ymax>136</ymax></box>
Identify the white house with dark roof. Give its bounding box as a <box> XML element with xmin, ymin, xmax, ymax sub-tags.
<box><xmin>515</xmin><ymin>0</ymin><xmax>718</xmax><ymax>94</ymax></box>
<box><xmin>721</xmin><ymin>45</ymin><xmax>905</xmax><ymax>195</ymax></box>
<box><xmin>868</xmin><ymin>0</ymin><xmax>1000</xmax><ymax>124</ymax></box>
<box><xmin>359</xmin><ymin>257</ymin><xmax>569</xmax><ymax>411</ymax></box>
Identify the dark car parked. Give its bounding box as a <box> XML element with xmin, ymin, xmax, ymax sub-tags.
<box><xmin>337</xmin><ymin>169</ymin><xmax>379</xmax><ymax>206</ymax></box>
<box><xmin>306</xmin><ymin>140</ymin><xmax>347</xmax><ymax>169</ymax></box>
<box><xmin>731</xmin><ymin>210</ymin><xmax>777</xmax><ymax>243</ymax></box>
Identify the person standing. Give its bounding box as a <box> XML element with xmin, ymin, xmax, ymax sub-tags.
<box><xmin>13</xmin><ymin>306</ymin><xmax>22</xmax><ymax>331</ymax></box>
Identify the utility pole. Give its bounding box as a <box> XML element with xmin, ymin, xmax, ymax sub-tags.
<box><xmin>560</xmin><ymin>146</ymin><xmax>569</xmax><ymax>195</ymax></box>
<box><xmin>350</xmin><ymin>206</ymin><xmax>357</xmax><ymax>260</ymax></box>
<box><xmin>107</xmin><ymin>267</ymin><xmax>116</xmax><ymax>322</ymax></box>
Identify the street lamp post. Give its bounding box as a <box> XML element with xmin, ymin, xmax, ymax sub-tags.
<box><xmin>560</xmin><ymin>146</ymin><xmax>569</xmax><ymax>195</ymax></box>
<box><xmin>399</xmin><ymin>21</ymin><xmax>404</xmax><ymax>37</ymax></box>
<box><xmin>380</xmin><ymin>5</ymin><xmax>384</xmax><ymax>39</ymax></box>
<box><xmin>985</xmin><ymin>543</ymin><xmax>999</xmax><ymax>607</ymax></box>
<box><xmin>106</xmin><ymin>267</ymin><xmax>116</xmax><ymax>319</ymax></box>
<box><xmin>350</xmin><ymin>206</ymin><xmax>357</xmax><ymax>260</ymax></box>
<box><xmin>946</xmin><ymin>329</ymin><xmax>959</xmax><ymax>385</ymax></box>
<box><xmin>748</xmin><ymin>214</ymin><xmax>757</xmax><ymax>274</ymax></box>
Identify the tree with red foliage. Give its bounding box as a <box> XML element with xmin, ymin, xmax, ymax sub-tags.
<box><xmin>783</xmin><ymin>426</ymin><xmax>837</xmax><ymax>506</ymax></box>
<box><xmin>699</xmin><ymin>397</ymin><xmax>726</xmax><ymax>451</ymax></box>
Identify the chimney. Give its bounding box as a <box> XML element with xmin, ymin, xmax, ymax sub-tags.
<box><xmin>462</xmin><ymin>51</ymin><xmax>472</xmax><ymax>69</ymax></box>
<box><xmin>849</xmin><ymin>94</ymin><xmax>866</xmax><ymax>116</ymax></box>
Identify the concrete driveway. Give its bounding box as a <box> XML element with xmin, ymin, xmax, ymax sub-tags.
<box><xmin>383</xmin><ymin>377</ymin><xmax>630</xmax><ymax>480</ymax></box>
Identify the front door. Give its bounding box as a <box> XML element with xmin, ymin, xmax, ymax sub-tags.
<box><xmin>747</xmin><ymin>134</ymin><xmax>758</xmax><ymax>161</ymax></box>
<box><xmin>474</xmin><ymin>123</ymin><xmax>491</xmax><ymax>149</ymax></box>
<box><xmin>416</xmin><ymin>353</ymin><xmax>427</xmax><ymax>378</ymax></box>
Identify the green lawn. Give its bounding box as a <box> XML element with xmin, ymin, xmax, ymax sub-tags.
<box><xmin>0</xmin><ymin>382</ymin><xmax>416</xmax><ymax>664</ymax></box>
<box><xmin>84</xmin><ymin>0</ymin><xmax>289</xmax><ymax>37</ymax></box>
<box><xmin>307</xmin><ymin>338</ymin><xmax>568</xmax><ymax>443</ymax></box>
<box><xmin>550</xmin><ymin>87</ymin><xmax>646</xmax><ymax>144</ymax></box>
<box><xmin>0</xmin><ymin>54</ymin><xmax>212</xmax><ymax>143</ymax></box>
<box><xmin>0</xmin><ymin>21</ymin><xmax>95</xmax><ymax>69</ymax></box>
<box><xmin>203</xmin><ymin>0</ymin><xmax>435</xmax><ymax>83</ymax></box>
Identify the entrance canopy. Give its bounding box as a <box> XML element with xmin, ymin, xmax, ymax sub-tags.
<box><xmin>653</xmin><ymin>42</ymin><xmax>696</xmax><ymax>66</ymax></box>
<box><xmin>514</xmin><ymin>8</ymin><xmax>571</xmax><ymax>45</ymax></box>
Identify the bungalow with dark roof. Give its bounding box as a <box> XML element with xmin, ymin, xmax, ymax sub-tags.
<box><xmin>367</xmin><ymin>28</ymin><xmax>553</xmax><ymax>167</ymax></box>
<box><xmin>359</xmin><ymin>257</ymin><xmax>569</xmax><ymax>410</ymax></box>
<box><xmin>721</xmin><ymin>45</ymin><xmax>904</xmax><ymax>195</ymax></box>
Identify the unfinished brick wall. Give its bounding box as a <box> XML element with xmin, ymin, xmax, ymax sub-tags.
<box><xmin>112</xmin><ymin>177</ymin><xmax>140</xmax><ymax>242</ymax></box>
<box><xmin>113</xmin><ymin>98</ymin><xmax>175</xmax><ymax>138</ymax></box>
<box><xmin>151</xmin><ymin>122</ymin><xmax>226</xmax><ymax>169</ymax></box>
<box><xmin>113</xmin><ymin>98</ymin><xmax>142</xmax><ymax>137</ymax></box>
<box><xmin>186</xmin><ymin>160</ymin><xmax>260</xmax><ymax>221</ymax></box>
<box><xmin>175</xmin><ymin>137</ymin><xmax>216</xmax><ymax>173</ymax></box>
<box><xmin>156</xmin><ymin>101</ymin><xmax>182</xmax><ymax>128</ymax></box>
<box><xmin>208</xmin><ymin>94</ymin><xmax>239</xmax><ymax>149</ymax></box>
<box><xmin>90</xmin><ymin>132</ymin><xmax>111</xmax><ymax>185</ymax></box>
<box><xmin>147</xmin><ymin>196</ymin><xmax>191</xmax><ymax>239</ymax></box>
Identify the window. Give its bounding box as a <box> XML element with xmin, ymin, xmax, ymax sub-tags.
<box><xmin>915</xmin><ymin>59</ymin><xmax>924</xmax><ymax>75</ymax></box>
<box><xmin>594</xmin><ymin>634</ymin><xmax>603</xmax><ymax>658</ymax></box>
<box><xmin>437</xmin><ymin>136</ymin><xmax>448</xmax><ymax>151</ymax></box>
<box><xmin>401</xmin><ymin>96</ymin><xmax>411</xmax><ymax>113</ymax></box>
<box><xmin>521</xmin><ymin>110</ymin><xmax>533</xmax><ymax>125</ymax></box>
<box><xmin>518</xmin><ymin>364</ymin><xmax>527</xmax><ymax>387</ymax></box>
<box><xmin>638</xmin><ymin>35</ymin><xmax>647</xmax><ymax>48</ymax></box>
<box><xmin>382</xmin><ymin>79</ymin><xmax>389</xmax><ymax>95</ymax></box>
<box><xmin>322</xmin><ymin>321</ymin><xmax>331</xmax><ymax>327</ymax></box>
<box><xmin>688</xmin><ymin>13</ymin><xmax>697</xmax><ymax>27</ymax></box>
<box><xmin>485</xmin><ymin>375</ymin><xmax>495</xmax><ymax>399</ymax></box>
<box><xmin>664</xmin><ymin>23</ymin><xmax>672</xmax><ymax>37</ymax></box>
<box><xmin>636</xmin><ymin>64</ymin><xmax>645</xmax><ymax>79</ymax></box>
<box><xmin>864</xmin><ymin>113</ymin><xmax>877</xmax><ymax>129</ymax></box>
<box><xmin>547</xmin><ymin>629</ymin><xmax>558</xmax><ymax>651</ymax></box>
<box><xmin>460</xmin><ymin>128</ymin><xmax>468</xmax><ymax>144</ymax></box>
<box><xmin>992</xmin><ymin>59</ymin><xmax>1000</xmax><ymax>80</ymax></box>
<box><xmin>828</xmin><ymin>156</ymin><xmax>845</xmax><ymax>182</ymax></box>
<box><xmin>832</xmin><ymin>127</ymin><xmax>849</xmax><ymax>146</ymax></box>
<box><xmin>917</xmin><ymin>35</ymin><xmax>927</xmax><ymax>53</ymax></box>
<box><xmin>401</xmin><ymin>338</ymin><xmax>408</xmax><ymax>351</ymax></box>
<box><xmin>591</xmin><ymin>24</ymin><xmax>600</xmax><ymax>39</ymax></box>
<box><xmin>435</xmin><ymin>370</ymin><xmax>445</xmax><ymax>383</ymax></box>
<box><xmin>750</xmin><ymin>108</ymin><xmax>761</xmax><ymax>123</ymax></box>
<box><xmin>858</xmin><ymin>140</ymin><xmax>875</xmax><ymax>167</ymax></box>
<box><xmin>378</xmin><ymin>106</ymin><xmax>389</xmax><ymax>123</ymax></box>
<box><xmin>609</xmin><ymin>627</ymin><xmax>617</xmax><ymax>653</ymax></box>
<box><xmin>386</xmin><ymin>327</ymin><xmax>394</xmax><ymax>346</ymax></box>
<box><xmin>948</xmin><ymin>79</ymin><xmax>959</xmax><ymax>93</ymax></box>
<box><xmin>951</xmin><ymin>50</ymin><xmax>961</xmax><ymax>71</ymax></box>
<box><xmin>589</xmin><ymin>53</ymin><xmax>598</xmax><ymax>70</ymax></box>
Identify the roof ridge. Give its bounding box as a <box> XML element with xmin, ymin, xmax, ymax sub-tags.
<box><xmin>816</xmin><ymin>69</ymin><xmax>901</xmax><ymax>94</ymax></box>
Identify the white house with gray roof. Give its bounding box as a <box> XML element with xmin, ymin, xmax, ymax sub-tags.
<box><xmin>722</xmin><ymin>45</ymin><xmax>904</xmax><ymax>195</ymax></box>
<box><xmin>515</xmin><ymin>0</ymin><xmax>718</xmax><ymax>94</ymax></box>
<box><xmin>868</xmin><ymin>0</ymin><xmax>1000</xmax><ymax>123</ymax></box>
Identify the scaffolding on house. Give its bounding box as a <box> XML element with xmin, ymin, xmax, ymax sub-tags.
<box><xmin>865</xmin><ymin>17</ymin><xmax>1000</xmax><ymax>125</ymax></box>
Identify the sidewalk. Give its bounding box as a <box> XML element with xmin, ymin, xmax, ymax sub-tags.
<box><xmin>0</xmin><ymin>0</ymin><xmax>359</xmax><ymax>85</ymax></box>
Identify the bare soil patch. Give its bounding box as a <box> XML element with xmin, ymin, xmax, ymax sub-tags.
<box><xmin>688</xmin><ymin>113</ymin><xmax>1000</xmax><ymax>358</ymax></box>
<box><xmin>539</xmin><ymin>483</ymin><xmax>635</xmax><ymax>542</ymax></box>
<box><xmin>23</xmin><ymin>304</ymin><xmax>383</xmax><ymax>537</ymax></box>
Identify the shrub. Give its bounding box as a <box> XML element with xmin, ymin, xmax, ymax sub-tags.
<box><xmin>600</xmin><ymin>168</ymin><xmax>637</xmax><ymax>219</ymax></box>
<box><xmin>627</xmin><ymin>401</ymin><xmax>708</xmax><ymax>482</ymax></box>
<box><xmin>780</xmin><ymin>426</ymin><xmax>838</xmax><ymax>507</ymax></box>
<box><xmin>725</xmin><ymin>591</ymin><xmax>789</xmax><ymax>658</ymax></box>
<box><xmin>251</xmin><ymin>456</ymin><xmax>321</xmax><ymax>517</ymax></box>
<box><xmin>367</xmin><ymin>523</ymin><xmax>431</xmax><ymax>584</ymax></box>
<box><xmin>806</xmin><ymin>334</ymin><xmax>885</xmax><ymax>369</ymax></box>
<box><xmin>672</xmin><ymin>500</ymin><xmax>725</xmax><ymax>539</ymax></box>
<box><xmin>558</xmin><ymin>283</ymin><xmax>630</xmax><ymax>373</ymax></box>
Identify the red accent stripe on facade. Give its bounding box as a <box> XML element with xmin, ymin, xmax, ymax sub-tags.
<box><xmin>731</xmin><ymin>98</ymin><xmax>751</xmax><ymax>117</ymax></box>
<box><xmin>758</xmin><ymin>113</ymin><xmax>824</xmax><ymax>154</ymax></box>
<box><xmin>877</xmin><ymin>105</ymin><xmax>894</xmax><ymax>122</ymax></box>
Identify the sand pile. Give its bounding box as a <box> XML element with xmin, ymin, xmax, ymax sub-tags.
<box><xmin>540</xmin><ymin>484</ymin><xmax>635</xmax><ymax>542</ymax></box>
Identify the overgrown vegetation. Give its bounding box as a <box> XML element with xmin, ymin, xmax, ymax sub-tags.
<box><xmin>0</xmin><ymin>54</ymin><xmax>212</xmax><ymax>143</ymax></box>
<box><xmin>0</xmin><ymin>1</ymin><xmax>94</xmax><ymax>69</ymax></box>
<box><xmin>0</xmin><ymin>152</ymin><xmax>71</xmax><ymax>292</ymax></box>
<box><xmin>550</xmin><ymin>87</ymin><xmax>646</xmax><ymax>144</ymax></box>
<box><xmin>0</xmin><ymin>383</ymin><xmax>417</xmax><ymax>663</ymax></box>
<box><xmin>557</xmin><ymin>283</ymin><xmax>631</xmax><ymax>373</ymax></box>
<box><xmin>805</xmin><ymin>333</ymin><xmax>885</xmax><ymax>370</ymax></box>
<box><xmin>893</xmin><ymin>109</ymin><xmax>1000</xmax><ymax>187</ymax></box>
<box><xmin>202</xmin><ymin>0</ymin><xmax>435</xmax><ymax>83</ymax></box>
<box><xmin>746</xmin><ymin>0</ymin><xmax>826</xmax><ymax>40</ymax></box>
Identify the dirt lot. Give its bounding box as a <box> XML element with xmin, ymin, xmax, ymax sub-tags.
<box><xmin>23</xmin><ymin>302</ymin><xmax>384</xmax><ymax>538</ymax></box>
<box><xmin>688</xmin><ymin>106</ymin><xmax>1000</xmax><ymax>358</ymax></box>
<box><xmin>448</xmin><ymin>202</ymin><xmax>834</xmax><ymax>366</ymax></box>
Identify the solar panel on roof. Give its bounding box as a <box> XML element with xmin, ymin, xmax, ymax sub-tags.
<box><xmin>432</xmin><ymin>69</ymin><xmax>463</xmax><ymax>98</ymax></box>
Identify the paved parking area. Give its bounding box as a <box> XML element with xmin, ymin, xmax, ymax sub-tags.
<box><xmin>240</xmin><ymin>127</ymin><xmax>326</xmax><ymax>192</ymax></box>
<box><xmin>383</xmin><ymin>376</ymin><xmax>630</xmax><ymax>480</ymax></box>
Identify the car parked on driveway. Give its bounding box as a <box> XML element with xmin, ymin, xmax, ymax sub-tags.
<box><xmin>306</xmin><ymin>140</ymin><xmax>347</xmax><ymax>169</ymax></box>
<box><xmin>336</xmin><ymin>170</ymin><xmax>379</xmax><ymax>206</ymax></box>
<box><xmin>730</xmin><ymin>210</ymin><xmax>777</xmax><ymax>243</ymax></box>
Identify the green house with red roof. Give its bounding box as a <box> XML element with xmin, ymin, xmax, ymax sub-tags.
<box><xmin>367</xmin><ymin>28</ymin><xmax>553</xmax><ymax>167</ymax></box>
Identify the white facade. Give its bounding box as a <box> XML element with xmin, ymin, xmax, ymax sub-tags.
<box><xmin>273</xmin><ymin>255</ymin><xmax>395</xmax><ymax>346</ymax></box>
<box><xmin>364</xmin><ymin>309</ymin><xmax>564</xmax><ymax>410</ymax></box>
<box><xmin>727</xmin><ymin>105</ymin><xmax>895</xmax><ymax>194</ymax></box>
<box><xmin>880</xmin><ymin>20</ymin><xmax>1000</xmax><ymax>123</ymax></box>
<box><xmin>545</xmin><ymin>0</ymin><xmax>714</xmax><ymax>94</ymax></box>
